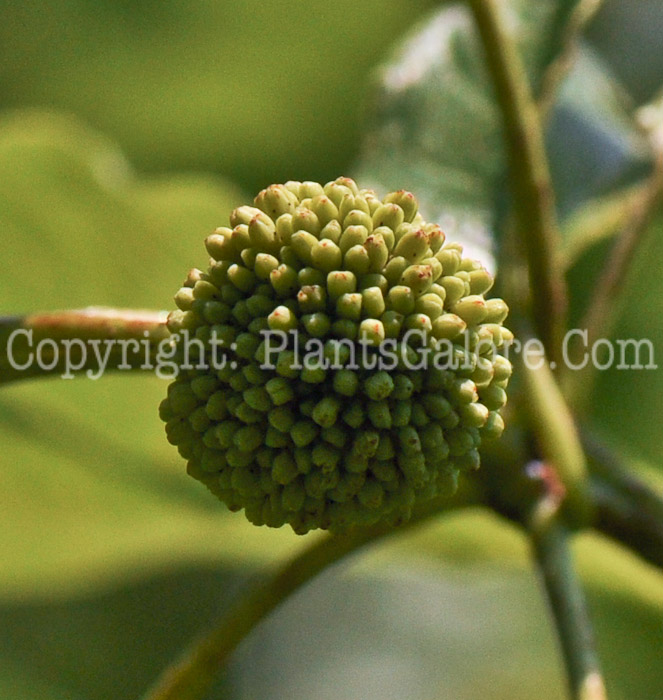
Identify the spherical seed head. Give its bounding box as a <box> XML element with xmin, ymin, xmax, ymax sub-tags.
<box><xmin>161</xmin><ymin>177</ymin><xmax>513</xmax><ymax>534</ymax></box>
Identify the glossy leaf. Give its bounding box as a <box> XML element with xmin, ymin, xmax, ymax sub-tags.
<box><xmin>355</xmin><ymin>2</ymin><xmax>651</xmax><ymax>266</ymax></box>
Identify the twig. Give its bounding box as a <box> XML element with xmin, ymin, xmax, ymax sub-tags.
<box><xmin>520</xmin><ymin>340</ymin><xmax>592</xmax><ymax>527</ymax></box>
<box><xmin>468</xmin><ymin>0</ymin><xmax>567</xmax><ymax>365</ymax></box>
<box><xmin>140</xmin><ymin>486</ymin><xmax>484</xmax><ymax>700</ymax></box>
<box><xmin>537</xmin><ymin>0</ymin><xmax>605</xmax><ymax>119</ymax></box>
<box><xmin>0</xmin><ymin>307</ymin><xmax>169</xmax><ymax>384</ymax></box>
<box><xmin>531</xmin><ymin>524</ymin><xmax>607</xmax><ymax>700</ymax></box>
<box><xmin>583</xmin><ymin>432</ymin><xmax>663</xmax><ymax>571</ymax></box>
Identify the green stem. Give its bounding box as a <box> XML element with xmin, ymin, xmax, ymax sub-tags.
<box><xmin>520</xmin><ymin>342</ymin><xmax>592</xmax><ymax>528</ymax></box>
<box><xmin>531</xmin><ymin>524</ymin><xmax>607</xmax><ymax>700</ymax></box>
<box><xmin>583</xmin><ymin>432</ymin><xmax>663</xmax><ymax>571</ymax></box>
<box><xmin>537</xmin><ymin>0</ymin><xmax>605</xmax><ymax>119</ymax></box>
<box><xmin>0</xmin><ymin>307</ymin><xmax>169</xmax><ymax>384</ymax></box>
<box><xmin>140</xmin><ymin>488</ymin><xmax>484</xmax><ymax>700</ymax></box>
<box><xmin>468</xmin><ymin>0</ymin><xmax>567</xmax><ymax>365</ymax></box>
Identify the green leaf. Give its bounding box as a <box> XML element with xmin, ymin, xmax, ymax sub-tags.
<box><xmin>0</xmin><ymin>111</ymin><xmax>307</xmax><ymax>599</ymax></box>
<box><xmin>0</xmin><ymin>0</ymin><xmax>441</xmax><ymax>192</ymax></box>
<box><xmin>3</xmin><ymin>511</ymin><xmax>662</xmax><ymax>700</ymax></box>
<box><xmin>231</xmin><ymin>512</ymin><xmax>663</xmax><ymax>700</ymax></box>
<box><xmin>355</xmin><ymin>3</ymin><xmax>651</xmax><ymax>265</ymax></box>
<box><xmin>569</xmin><ymin>214</ymin><xmax>663</xmax><ymax>467</ymax></box>
<box><xmin>548</xmin><ymin>46</ymin><xmax>652</xmax><ymax>220</ymax></box>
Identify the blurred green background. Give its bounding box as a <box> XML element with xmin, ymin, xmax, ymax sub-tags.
<box><xmin>2</xmin><ymin>1</ymin><xmax>663</xmax><ymax>699</ymax></box>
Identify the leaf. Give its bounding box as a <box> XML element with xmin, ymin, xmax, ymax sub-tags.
<box><xmin>354</xmin><ymin>2</ymin><xmax>651</xmax><ymax>267</ymax></box>
<box><xmin>2</xmin><ymin>510</ymin><xmax>661</xmax><ymax>700</ymax></box>
<box><xmin>0</xmin><ymin>111</ymin><xmax>307</xmax><ymax>599</ymax></box>
<box><xmin>568</xmin><ymin>214</ymin><xmax>663</xmax><ymax>466</ymax></box>
<box><xmin>230</xmin><ymin>512</ymin><xmax>663</xmax><ymax>700</ymax></box>
<box><xmin>0</xmin><ymin>0</ymin><xmax>443</xmax><ymax>192</ymax></box>
<box><xmin>547</xmin><ymin>46</ymin><xmax>652</xmax><ymax>220</ymax></box>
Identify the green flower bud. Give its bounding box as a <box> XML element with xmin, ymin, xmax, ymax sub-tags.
<box><xmin>302</xmin><ymin>312</ymin><xmax>331</xmax><ymax>337</ymax></box>
<box><xmin>451</xmin><ymin>295</ymin><xmax>488</xmax><ymax>325</ymax></box>
<box><xmin>255</xmin><ymin>184</ymin><xmax>298</xmax><ymax>219</ymax></box>
<box><xmin>343</xmin><ymin>209</ymin><xmax>374</xmax><ymax>231</ymax></box>
<box><xmin>482</xmin><ymin>412</ymin><xmax>505</xmax><ymax>440</ymax></box>
<box><xmin>381</xmin><ymin>310</ymin><xmax>404</xmax><ymax>338</ymax></box>
<box><xmin>339</xmin><ymin>224</ymin><xmax>369</xmax><ymax>254</ymax></box>
<box><xmin>309</xmin><ymin>195</ymin><xmax>338</xmax><ymax>227</ymax></box>
<box><xmin>359</xmin><ymin>318</ymin><xmax>386</xmax><ymax>346</ymax></box>
<box><xmin>479</xmin><ymin>383</ymin><xmax>508</xmax><ymax>410</ymax></box>
<box><xmin>469</xmin><ymin>268</ymin><xmax>494</xmax><ymax>295</ymax></box>
<box><xmin>415</xmin><ymin>293</ymin><xmax>444</xmax><ymax>320</ymax></box>
<box><xmin>484</xmin><ymin>298</ymin><xmax>509</xmax><ymax>324</ymax></box>
<box><xmin>333</xmin><ymin>368</ymin><xmax>359</xmax><ymax>396</ymax></box>
<box><xmin>319</xmin><ymin>219</ymin><xmax>342</xmax><ymax>244</ymax></box>
<box><xmin>290</xmin><ymin>230</ymin><xmax>318</xmax><ymax>265</ymax></box>
<box><xmin>383</xmin><ymin>189</ymin><xmax>418</xmax><ymax>222</ymax></box>
<box><xmin>268</xmin><ymin>305</ymin><xmax>298</xmax><ymax>332</ymax></box>
<box><xmin>205</xmin><ymin>230</ymin><xmax>237</xmax><ymax>262</ymax></box>
<box><xmin>435</xmin><ymin>248</ymin><xmax>462</xmax><ymax>275</ymax></box>
<box><xmin>227</xmin><ymin>264</ymin><xmax>256</xmax><ymax>293</ymax></box>
<box><xmin>175</xmin><ymin>286</ymin><xmax>195</xmax><ymax>311</ymax></box>
<box><xmin>344</xmin><ymin>244</ymin><xmax>371</xmax><ymax>276</ymax></box>
<box><xmin>401</xmin><ymin>264</ymin><xmax>434</xmax><ymax>295</ymax></box>
<box><xmin>292</xmin><ymin>207</ymin><xmax>321</xmax><ymax>235</ymax></box>
<box><xmin>248</xmin><ymin>213</ymin><xmax>278</xmax><ymax>253</ymax></box>
<box><xmin>327</xmin><ymin>270</ymin><xmax>357</xmax><ymax>299</ymax></box>
<box><xmin>361</xmin><ymin>287</ymin><xmax>386</xmax><ymax>318</ymax></box>
<box><xmin>311</xmin><ymin>238</ymin><xmax>342</xmax><ymax>272</ymax></box>
<box><xmin>338</xmin><ymin>192</ymin><xmax>370</xmax><ymax>221</ymax></box>
<box><xmin>426</xmin><ymin>224</ymin><xmax>445</xmax><ymax>253</ymax></box>
<box><xmin>384</xmin><ymin>256</ymin><xmax>409</xmax><ymax>287</ymax></box>
<box><xmin>393</xmin><ymin>228</ymin><xmax>430</xmax><ymax>263</ymax></box>
<box><xmin>276</xmin><ymin>214</ymin><xmax>294</xmax><ymax>244</ymax></box>
<box><xmin>372</xmin><ymin>202</ymin><xmax>405</xmax><ymax>231</ymax></box>
<box><xmin>269</xmin><ymin>264</ymin><xmax>299</xmax><ymax>296</ymax></box>
<box><xmin>387</xmin><ymin>285</ymin><xmax>415</xmax><ymax>315</ymax></box>
<box><xmin>230</xmin><ymin>224</ymin><xmax>251</xmax><ymax>254</ymax></box>
<box><xmin>336</xmin><ymin>292</ymin><xmax>363</xmax><ymax>321</ymax></box>
<box><xmin>364</xmin><ymin>234</ymin><xmax>389</xmax><ymax>272</ymax></box>
<box><xmin>297</xmin><ymin>284</ymin><xmax>327</xmax><ymax>313</ymax></box>
<box><xmin>439</xmin><ymin>275</ymin><xmax>467</xmax><ymax>306</ymax></box>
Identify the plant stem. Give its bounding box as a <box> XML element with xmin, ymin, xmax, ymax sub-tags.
<box><xmin>0</xmin><ymin>307</ymin><xmax>169</xmax><ymax>384</ymax></box>
<box><xmin>531</xmin><ymin>524</ymin><xmax>607</xmax><ymax>700</ymax></box>
<box><xmin>140</xmin><ymin>488</ymin><xmax>484</xmax><ymax>700</ymax></box>
<box><xmin>537</xmin><ymin>0</ymin><xmax>605</xmax><ymax>119</ymax></box>
<box><xmin>468</xmin><ymin>0</ymin><xmax>567</xmax><ymax>366</ymax></box>
<box><xmin>584</xmin><ymin>432</ymin><xmax>663</xmax><ymax>571</ymax></box>
<box><xmin>520</xmin><ymin>341</ymin><xmax>592</xmax><ymax>527</ymax></box>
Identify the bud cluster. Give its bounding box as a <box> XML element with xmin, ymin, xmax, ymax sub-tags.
<box><xmin>160</xmin><ymin>177</ymin><xmax>512</xmax><ymax>533</ymax></box>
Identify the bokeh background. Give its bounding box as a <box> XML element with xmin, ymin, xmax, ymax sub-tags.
<box><xmin>2</xmin><ymin>1</ymin><xmax>663</xmax><ymax>699</ymax></box>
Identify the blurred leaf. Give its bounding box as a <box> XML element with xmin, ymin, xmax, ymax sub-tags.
<box><xmin>587</xmin><ymin>0</ymin><xmax>663</xmax><ymax>104</ymax></box>
<box><xmin>231</xmin><ymin>512</ymin><xmax>663</xmax><ymax>700</ymax></box>
<box><xmin>547</xmin><ymin>46</ymin><xmax>651</xmax><ymax>219</ymax></box>
<box><xmin>2</xmin><ymin>510</ymin><xmax>662</xmax><ymax>700</ymax></box>
<box><xmin>355</xmin><ymin>2</ymin><xmax>651</xmax><ymax>266</ymax></box>
<box><xmin>567</xmin><ymin>214</ymin><xmax>663</xmax><ymax>467</ymax></box>
<box><xmin>0</xmin><ymin>565</ymin><xmax>239</xmax><ymax>700</ymax></box>
<box><xmin>0</xmin><ymin>0</ymin><xmax>440</xmax><ymax>192</ymax></box>
<box><xmin>0</xmin><ymin>111</ymin><xmax>308</xmax><ymax>599</ymax></box>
